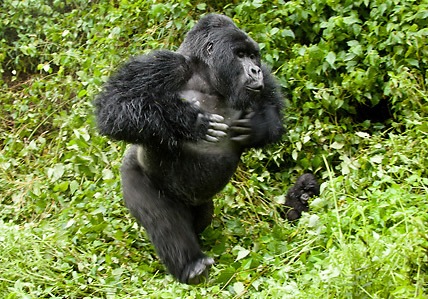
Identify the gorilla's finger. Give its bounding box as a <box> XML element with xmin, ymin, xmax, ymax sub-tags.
<box><xmin>209</xmin><ymin>114</ymin><xmax>224</xmax><ymax>123</ymax></box>
<box><xmin>209</xmin><ymin>122</ymin><xmax>229</xmax><ymax>132</ymax></box>
<box><xmin>300</xmin><ymin>193</ymin><xmax>310</xmax><ymax>202</ymax></box>
<box><xmin>243</xmin><ymin>111</ymin><xmax>256</xmax><ymax>119</ymax></box>
<box><xmin>230</xmin><ymin>127</ymin><xmax>251</xmax><ymax>135</ymax></box>
<box><xmin>207</xmin><ymin>129</ymin><xmax>228</xmax><ymax>138</ymax></box>
<box><xmin>231</xmin><ymin>134</ymin><xmax>251</xmax><ymax>142</ymax></box>
<box><xmin>205</xmin><ymin>135</ymin><xmax>220</xmax><ymax>142</ymax></box>
<box><xmin>232</xmin><ymin>118</ymin><xmax>252</xmax><ymax>127</ymax></box>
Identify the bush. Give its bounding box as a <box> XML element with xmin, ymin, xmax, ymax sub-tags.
<box><xmin>231</xmin><ymin>0</ymin><xmax>427</xmax><ymax>121</ymax></box>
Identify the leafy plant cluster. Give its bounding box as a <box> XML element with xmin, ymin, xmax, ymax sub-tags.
<box><xmin>234</xmin><ymin>0</ymin><xmax>427</xmax><ymax>115</ymax></box>
<box><xmin>232</xmin><ymin>0</ymin><xmax>428</xmax><ymax>174</ymax></box>
<box><xmin>0</xmin><ymin>0</ymin><xmax>426</xmax><ymax>298</ymax></box>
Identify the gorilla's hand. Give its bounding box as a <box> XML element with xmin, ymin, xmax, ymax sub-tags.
<box><xmin>231</xmin><ymin>104</ymin><xmax>283</xmax><ymax>148</ymax></box>
<box><xmin>197</xmin><ymin>113</ymin><xmax>229</xmax><ymax>142</ymax></box>
<box><xmin>230</xmin><ymin>111</ymin><xmax>254</xmax><ymax>146</ymax></box>
<box><xmin>300</xmin><ymin>192</ymin><xmax>310</xmax><ymax>203</ymax></box>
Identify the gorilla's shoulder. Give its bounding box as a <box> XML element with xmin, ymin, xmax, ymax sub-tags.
<box><xmin>123</xmin><ymin>50</ymin><xmax>190</xmax><ymax>79</ymax></box>
<box><xmin>130</xmin><ymin>50</ymin><xmax>188</xmax><ymax>67</ymax></box>
<box><xmin>109</xmin><ymin>50</ymin><xmax>193</xmax><ymax>93</ymax></box>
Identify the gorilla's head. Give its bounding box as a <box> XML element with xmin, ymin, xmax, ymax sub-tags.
<box><xmin>293</xmin><ymin>173</ymin><xmax>320</xmax><ymax>204</ymax></box>
<box><xmin>178</xmin><ymin>14</ymin><xmax>264</xmax><ymax>110</ymax></box>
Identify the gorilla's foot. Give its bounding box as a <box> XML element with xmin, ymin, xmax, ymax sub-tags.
<box><xmin>182</xmin><ymin>256</ymin><xmax>214</xmax><ymax>284</ymax></box>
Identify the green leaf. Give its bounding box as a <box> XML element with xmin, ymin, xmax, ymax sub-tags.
<box><xmin>325</xmin><ymin>52</ymin><xmax>336</xmax><ymax>67</ymax></box>
<box><xmin>282</xmin><ymin>29</ymin><xmax>295</xmax><ymax>38</ymax></box>
<box><xmin>70</xmin><ymin>180</ymin><xmax>80</xmax><ymax>194</ymax></box>
<box><xmin>355</xmin><ymin>132</ymin><xmax>370</xmax><ymax>138</ymax></box>
<box><xmin>233</xmin><ymin>282</ymin><xmax>246</xmax><ymax>295</ymax></box>
<box><xmin>102</xmin><ymin>169</ymin><xmax>114</xmax><ymax>180</ymax></box>
<box><xmin>405</xmin><ymin>59</ymin><xmax>419</xmax><ymax>67</ymax></box>
<box><xmin>308</xmin><ymin>215</ymin><xmax>320</xmax><ymax>228</ymax></box>
<box><xmin>370</xmin><ymin>155</ymin><xmax>383</xmax><ymax>164</ymax></box>
<box><xmin>47</xmin><ymin>164</ymin><xmax>65</xmax><ymax>182</ymax></box>
<box><xmin>78</xmin><ymin>89</ymin><xmax>87</xmax><ymax>98</ymax></box>
<box><xmin>196</xmin><ymin>3</ymin><xmax>206</xmax><ymax>10</ymax></box>
<box><xmin>292</xmin><ymin>150</ymin><xmax>298</xmax><ymax>160</ymax></box>
<box><xmin>54</xmin><ymin>181</ymin><xmax>69</xmax><ymax>192</ymax></box>
<box><xmin>236</xmin><ymin>248</ymin><xmax>250</xmax><ymax>261</ymax></box>
<box><xmin>330</xmin><ymin>142</ymin><xmax>344</xmax><ymax>150</ymax></box>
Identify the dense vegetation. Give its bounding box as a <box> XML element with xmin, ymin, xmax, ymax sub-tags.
<box><xmin>0</xmin><ymin>0</ymin><xmax>426</xmax><ymax>298</ymax></box>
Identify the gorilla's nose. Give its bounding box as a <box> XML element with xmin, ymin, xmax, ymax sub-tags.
<box><xmin>250</xmin><ymin>65</ymin><xmax>261</xmax><ymax>76</ymax></box>
<box><xmin>247</xmin><ymin>66</ymin><xmax>263</xmax><ymax>91</ymax></box>
<box><xmin>249</xmin><ymin>66</ymin><xmax>262</xmax><ymax>80</ymax></box>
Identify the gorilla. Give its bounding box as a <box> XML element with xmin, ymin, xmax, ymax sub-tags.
<box><xmin>95</xmin><ymin>14</ymin><xmax>284</xmax><ymax>284</ymax></box>
<box><xmin>283</xmin><ymin>173</ymin><xmax>320</xmax><ymax>221</ymax></box>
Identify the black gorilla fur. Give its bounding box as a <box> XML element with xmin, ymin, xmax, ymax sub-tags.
<box><xmin>95</xmin><ymin>14</ymin><xmax>284</xmax><ymax>284</ymax></box>
<box><xmin>284</xmin><ymin>173</ymin><xmax>320</xmax><ymax>221</ymax></box>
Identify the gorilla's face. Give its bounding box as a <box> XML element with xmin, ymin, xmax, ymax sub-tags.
<box><xmin>208</xmin><ymin>29</ymin><xmax>264</xmax><ymax>110</ymax></box>
<box><xmin>178</xmin><ymin>14</ymin><xmax>265</xmax><ymax>110</ymax></box>
<box><xmin>295</xmin><ymin>174</ymin><xmax>320</xmax><ymax>204</ymax></box>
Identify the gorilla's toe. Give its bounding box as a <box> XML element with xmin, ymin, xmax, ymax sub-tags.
<box><xmin>184</xmin><ymin>256</ymin><xmax>214</xmax><ymax>284</ymax></box>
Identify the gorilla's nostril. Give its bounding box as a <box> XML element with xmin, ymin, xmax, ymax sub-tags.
<box><xmin>250</xmin><ymin>66</ymin><xmax>261</xmax><ymax>76</ymax></box>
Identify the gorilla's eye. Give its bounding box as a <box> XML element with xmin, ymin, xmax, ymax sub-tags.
<box><xmin>249</xmin><ymin>53</ymin><xmax>256</xmax><ymax>60</ymax></box>
<box><xmin>236</xmin><ymin>51</ymin><xmax>245</xmax><ymax>58</ymax></box>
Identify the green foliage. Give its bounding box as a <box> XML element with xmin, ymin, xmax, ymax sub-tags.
<box><xmin>231</xmin><ymin>0</ymin><xmax>427</xmax><ymax>120</ymax></box>
<box><xmin>0</xmin><ymin>0</ymin><xmax>426</xmax><ymax>298</ymax></box>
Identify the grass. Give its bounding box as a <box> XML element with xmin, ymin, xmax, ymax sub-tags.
<box><xmin>1</xmin><ymin>94</ymin><xmax>426</xmax><ymax>297</ymax></box>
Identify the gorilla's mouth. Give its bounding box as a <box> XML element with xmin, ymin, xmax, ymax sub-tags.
<box><xmin>245</xmin><ymin>86</ymin><xmax>263</xmax><ymax>93</ymax></box>
<box><xmin>245</xmin><ymin>79</ymin><xmax>264</xmax><ymax>92</ymax></box>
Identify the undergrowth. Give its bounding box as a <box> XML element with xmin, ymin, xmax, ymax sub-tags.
<box><xmin>0</xmin><ymin>0</ymin><xmax>426</xmax><ymax>298</ymax></box>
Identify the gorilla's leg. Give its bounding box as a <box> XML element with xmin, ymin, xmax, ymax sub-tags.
<box><xmin>121</xmin><ymin>159</ymin><xmax>213</xmax><ymax>284</ymax></box>
<box><xmin>191</xmin><ymin>201</ymin><xmax>214</xmax><ymax>235</ymax></box>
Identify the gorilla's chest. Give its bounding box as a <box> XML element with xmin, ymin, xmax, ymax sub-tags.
<box><xmin>180</xmin><ymin>89</ymin><xmax>241</xmax><ymax>126</ymax></box>
<box><xmin>179</xmin><ymin>89</ymin><xmax>242</xmax><ymax>155</ymax></box>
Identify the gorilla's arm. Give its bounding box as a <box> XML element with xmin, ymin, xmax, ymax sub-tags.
<box><xmin>95</xmin><ymin>50</ymin><xmax>211</xmax><ymax>148</ymax></box>
<box><xmin>231</xmin><ymin>65</ymin><xmax>284</xmax><ymax>148</ymax></box>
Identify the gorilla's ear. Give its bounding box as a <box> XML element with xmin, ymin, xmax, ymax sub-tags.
<box><xmin>206</xmin><ymin>42</ymin><xmax>213</xmax><ymax>56</ymax></box>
